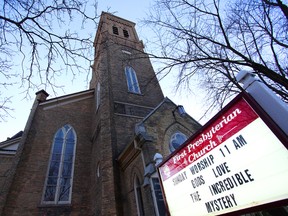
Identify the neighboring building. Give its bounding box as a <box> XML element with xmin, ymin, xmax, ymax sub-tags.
<box><xmin>0</xmin><ymin>12</ymin><xmax>201</xmax><ymax>216</ymax></box>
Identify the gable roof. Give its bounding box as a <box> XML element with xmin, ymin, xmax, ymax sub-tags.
<box><xmin>0</xmin><ymin>131</ymin><xmax>23</xmax><ymax>155</ymax></box>
<box><xmin>39</xmin><ymin>89</ymin><xmax>94</xmax><ymax>110</ymax></box>
<box><xmin>139</xmin><ymin>97</ymin><xmax>175</xmax><ymax>124</ymax></box>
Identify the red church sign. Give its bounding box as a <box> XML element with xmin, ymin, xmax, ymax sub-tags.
<box><xmin>158</xmin><ymin>93</ymin><xmax>288</xmax><ymax>216</ymax></box>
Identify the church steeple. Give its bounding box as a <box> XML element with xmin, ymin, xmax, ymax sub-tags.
<box><xmin>89</xmin><ymin>12</ymin><xmax>165</xmax><ymax>215</ymax></box>
<box><xmin>90</xmin><ymin>12</ymin><xmax>164</xmax><ymax>108</ymax></box>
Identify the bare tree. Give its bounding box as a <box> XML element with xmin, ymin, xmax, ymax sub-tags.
<box><xmin>145</xmin><ymin>0</ymin><xmax>288</xmax><ymax>116</ymax></box>
<box><xmin>0</xmin><ymin>0</ymin><xmax>98</xmax><ymax>120</ymax></box>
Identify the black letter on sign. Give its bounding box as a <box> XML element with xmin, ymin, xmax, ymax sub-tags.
<box><xmin>233</xmin><ymin>135</ymin><xmax>247</xmax><ymax>150</ymax></box>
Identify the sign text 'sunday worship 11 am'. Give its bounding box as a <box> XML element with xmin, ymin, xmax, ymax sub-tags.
<box><xmin>158</xmin><ymin>94</ymin><xmax>288</xmax><ymax>216</ymax></box>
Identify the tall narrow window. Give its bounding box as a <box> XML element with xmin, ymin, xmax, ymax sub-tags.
<box><xmin>125</xmin><ymin>66</ymin><xmax>141</xmax><ymax>94</ymax></box>
<box><xmin>151</xmin><ymin>177</ymin><xmax>166</xmax><ymax>216</ymax></box>
<box><xmin>134</xmin><ymin>176</ymin><xmax>144</xmax><ymax>216</ymax></box>
<box><xmin>43</xmin><ymin>125</ymin><xmax>76</xmax><ymax>204</ymax></box>
<box><xmin>96</xmin><ymin>82</ymin><xmax>100</xmax><ymax>110</ymax></box>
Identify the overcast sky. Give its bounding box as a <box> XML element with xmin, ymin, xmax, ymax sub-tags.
<box><xmin>0</xmin><ymin>0</ymin><xmax>209</xmax><ymax>141</ymax></box>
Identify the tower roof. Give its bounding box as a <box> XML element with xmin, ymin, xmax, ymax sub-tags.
<box><xmin>93</xmin><ymin>12</ymin><xmax>141</xmax><ymax>48</ymax></box>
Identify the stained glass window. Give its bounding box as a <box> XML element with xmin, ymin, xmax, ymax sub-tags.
<box><xmin>43</xmin><ymin>125</ymin><xmax>76</xmax><ymax>204</ymax></box>
<box><xmin>169</xmin><ymin>132</ymin><xmax>187</xmax><ymax>153</ymax></box>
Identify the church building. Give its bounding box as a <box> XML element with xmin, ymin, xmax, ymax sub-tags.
<box><xmin>0</xmin><ymin>12</ymin><xmax>201</xmax><ymax>216</ymax></box>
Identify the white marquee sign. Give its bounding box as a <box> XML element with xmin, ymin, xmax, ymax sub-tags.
<box><xmin>158</xmin><ymin>94</ymin><xmax>288</xmax><ymax>216</ymax></box>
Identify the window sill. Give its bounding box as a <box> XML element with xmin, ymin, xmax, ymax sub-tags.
<box><xmin>128</xmin><ymin>91</ymin><xmax>144</xmax><ymax>96</ymax></box>
<box><xmin>38</xmin><ymin>203</ymin><xmax>72</xmax><ymax>208</ymax></box>
<box><xmin>38</xmin><ymin>204</ymin><xmax>72</xmax><ymax>215</ymax></box>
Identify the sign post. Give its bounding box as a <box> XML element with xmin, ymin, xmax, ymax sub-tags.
<box><xmin>158</xmin><ymin>93</ymin><xmax>288</xmax><ymax>216</ymax></box>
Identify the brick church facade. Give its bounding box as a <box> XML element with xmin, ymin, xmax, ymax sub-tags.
<box><xmin>0</xmin><ymin>12</ymin><xmax>201</xmax><ymax>215</ymax></box>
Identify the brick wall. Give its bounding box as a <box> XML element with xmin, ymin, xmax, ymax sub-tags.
<box><xmin>0</xmin><ymin>155</ymin><xmax>17</xmax><ymax>214</ymax></box>
<box><xmin>3</xmin><ymin>94</ymin><xmax>94</xmax><ymax>216</ymax></box>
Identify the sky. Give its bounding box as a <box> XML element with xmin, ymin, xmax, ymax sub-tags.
<box><xmin>0</xmin><ymin>0</ymin><xmax>210</xmax><ymax>141</ymax></box>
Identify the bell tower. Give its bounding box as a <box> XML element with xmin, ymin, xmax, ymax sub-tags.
<box><xmin>89</xmin><ymin>12</ymin><xmax>164</xmax><ymax>215</ymax></box>
<box><xmin>90</xmin><ymin>12</ymin><xmax>164</xmax><ymax>107</ymax></box>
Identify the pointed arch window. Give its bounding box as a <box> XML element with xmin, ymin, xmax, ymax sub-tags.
<box><xmin>125</xmin><ymin>66</ymin><xmax>141</xmax><ymax>94</ymax></box>
<box><xmin>169</xmin><ymin>132</ymin><xmax>187</xmax><ymax>153</ymax></box>
<box><xmin>43</xmin><ymin>125</ymin><xmax>77</xmax><ymax>204</ymax></box>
